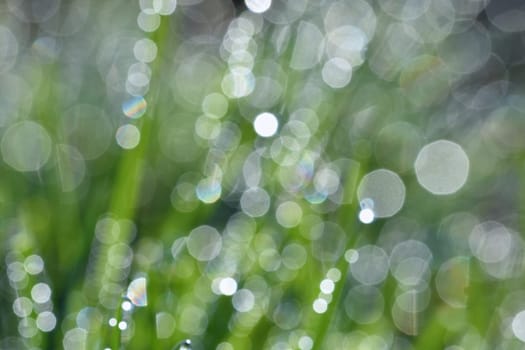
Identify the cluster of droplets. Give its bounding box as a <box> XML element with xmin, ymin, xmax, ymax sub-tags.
<box><xmin>116</xmin><ymin>0</ymin><xmax>177</xmax><ymax>150</ymax></box>
<box><xmin>4</xmin><ymin>231</ymin><xmax>57</xmax><ymax>347</ymax></box>
<box><xmin>356</xmin><ymin>139</ymin><xmax>470</xmax><ymax>225</ymax></box>
<box><xmin>312</xmin><ymin>268</ymin><xmax>341</xmax><ymax>314</ymax></box>
<box><xmin>4</xmin><ymin>0</ymin><xmax>525</xmax><ymax>348</ymax></box>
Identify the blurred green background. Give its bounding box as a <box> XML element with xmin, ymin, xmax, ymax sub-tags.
<box><xmin>2</xmin><ymin>0</ymin><xmax>525</xmax><ymax>349</ymax></box>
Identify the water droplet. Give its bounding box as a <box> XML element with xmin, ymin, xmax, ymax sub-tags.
<box><xmin>245</xmin><ymin>0</ymin><xmax>272</xmax><ymax>14</ymax></box>
<box><xmin>116</xmin><ymin>124</ymin><xmax>141</xmax><ymax>150</ymax></box>
<box><xmin>121</xmin><ymin>300</ymin><xmax>133</xmax><ymax>311</ymax></box>
<box><xmin>126</xmin><ymin>277</ymin><xmax>147</xmax><ymax>307</ymax></box>
<box><xmin>1</xmin><ymin>121</ymin><xmax>52</xmax><ymax>172</ymax></box>
<box><xmin>122</xmin><ymin>96</ymin><xmax>147</xmax><ymax>119</ymax></box>
<box><xmin>36</xmin><ymin>311</ymin><xmax>57</xmax><ymax>332</ymax></box>
<box><xmin>174</xmin><ymin>339</ymin><xmax>192</xmax><ymax>350</ymax></box>
<box><xmin>357</xmin><ymin>169</ymin><xmax>406</xmax><ymax>218</ymax></box>
<box><xmin>196</xmin><ymin>178</ymin><xmax>222</xmax><ymax>204</ymax></box>
<box><xmin>253</xmin><ymin>112</ymin><xmax>278</xmax><ymax>137</ymax></box>
<box><xmin>358</xmin><ymin>208</ymin><xmax>375</xmax><ymax>224</ymax></box>
<box><xmin>322</xmin><ymin>57</ymin><xmax>353</xmax><ymax>88</ymax></box>
<box><xmin>512</xmin><ymin>310</ymin><xmax>525</xmax><ymax>342</ymax></box>
<box><xmin>312</xmin><ymin>298</ymin><xmax>328</xmax><ymax>314</ymax></box>
<box><xmin>414</xmin><ymin>140</ymin><xmax>469</xmax><ymax>195</ymax></box>
<box><xmin>187</xmin><ymin>225</ymin><xmax>222</xmax><ymax>262</ymax></box>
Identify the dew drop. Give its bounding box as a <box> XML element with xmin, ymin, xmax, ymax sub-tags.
<box><xmin>118</xmin><ymin>321</ymin><xmax>128</xmax><ymax>330</ymax></box>
<box><xmin>245</xmin><ymin>0</ymin><xmax>272</xmax><ymax>14</ymax></box>
<box><xmin>253</xmin><ymin>112</ymin><xmax>278</xmax><ymax>137</ymax></box>
<box><xmin>359</xmin><ymin>208</ymin><xmax>375</xmax><ymax>224</ymax></box>
<box><xmin>122</xmin><ymin>96</ymin><xmax>147</xmax><ymax>119</ymax></box>
<box><xmin>126</xmin><ymin>277</ymin><xmax>148</xmax><ymax>307</ymax></box>
<box><xmin>174</xmin><ymin>339</ymin><xmax>192</xmax><ymax>350</ymax></box>
<box><xmin>116</xmin><ymin>124</ymin><xmax>141</xmax><ymax>150</ymax></box>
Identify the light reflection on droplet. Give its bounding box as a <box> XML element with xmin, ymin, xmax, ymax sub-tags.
<box><xmin>393</xmin><ymin>257</ymin><xmax>430</xmax><ymax>286</ymax></box>
<box><xmin>1</xmin><ymin>121</ymin><xmax>52</xmax><ymax>172</ymax></box>
<box><xmin>469</xmin><ymin>221</ymin><xmax>512</xmax><ymax>263</ymax></box>
<box><xmin>320</xmin><ymin>279</ymin><xmax>335</xmax><ymax>294</ymax></box>
<box><xmin>389</xmin><ymin>240</ymin><xmax>433</xmax><ymax>283</ymax></box>
<box><xmin>127</xmin><ymin>277</ymin><xmax>148</xmax><ymax>307</ymax></box>
<box><xmin>512</xmin><ymin>310</ymin><xmax>525</xmax><ymax>342</ymax></box>
<box><xmin>221</xmin><ymin>67</ymin><xmax>255</xmax><ymax>98</ymax></box>
<box><xmin>240</xmin><ymin>187</ymin><xmax>271</xmax><ymax>217</ymax></box>
<box><xmin>24</xmin><ymin>255</ymin><xmax>44</xmax><ymax>275</ymax></box>
<box><xmin>122</xmin><ymin>300</ymin><xmax>133</xmax><ymax>311</ymax></box>
<box><xmin>152</xmin><ymin>0</ymin><xmax>177</xmax><ymax>15</ymax></box>
<box><xmin>122</xmin><ymin>96</ymin><xmax>147</xmax><ymax>119</ymax></box>
<box><xmin>314</xmin><ymin>167</ymin><xmax>340</xmax><ymax>196</ymax></box>
<box><xmin>359</xmin><ymin>208</ymin><xmax>375</xmax><ymax>224</ymax></box>
<box><xmin>31</xmin><ymin>283</ymin><xmax>52</xmax><ymax>304</ymax></box>
<box><xmin>187</xmin><ymin>225</ymin><xmax>222</xmax><ymax>262</ymax></box>
<box><xmin>322</xmin><ymin>58</ymin><xmax>353</xmax><ymax>89</ymax></box>
<box><xmin>345</xmin><ymin>249</ymin><xmax>359</xmax><ymax>263</ymax></box>
<box><xmin>175</xmin><ymin>339</ymin><xmax>193</xmax><ymax>350</ymax></box>
<box><xmin>196</xmin><ymin>178</ymin><xmax>222</xmax><ymax>204</ymax></box>
<box><xmin>219</xmin><ymin>277</ymin><xmax>238</xmax><ymax>296</ymax></box>
<box><xmin>275</xmin><ymin>201</ymin><xmax>302</xmax><ymax>228</ymax></box>
<box><xmin>202</xmin><ymin>93</ymin><xmax>228</xmax><ymax>119</ymax></box>
<box><xmin>116</xmin><ymin>124</ymin><xmax>141</xmax><ymax>150</ymax></box>
<box><xmin>298</xmin><ymin>336</ymin><xmax>313</xmax><ymax>350</ymax></box>
<box><xmin>253</xmin><ymin>112</ymin><xmax>278</xmax><ymax>138</ymax></box>
<box><xmin>118</xmin><ymin>321</ymin><xmax>128</xmax><ymax>330</ymax></box>
<box><xmin>313</xmin><ymin>298</ymin><xmax>328</xmax><ymax>314</ymax></box>
<box><xmin>109</xmin><ymin>318</ymin><xmax>118</xmax><ymax>327</ymax></box>
<box><xmin>395</xmin><ymin>286</ymin><xmax>431</xmax><ymax>313</ymax></box>
<box><xmin>415</xmin><ymin>140</ymin><xmax>470</xmax><ymax>195</ymax></box>
<box><xmin>327</xmin><ymin>269</ymin><xmax>341</xmax><ymax>283</ymax></box>
<box><xmin>391</xmin><ymin>302</ymin><xmax>419</xmax><ymax>336</ymax></box>
<box><xmin>108</xmin><ymin>243</ymin><xmax>134</xmax><ymax>269</ymax></box>
<box><xmin>357</xmin><ymin>169</ymin><xmax>406</xmax><ymax>218</ymax></box>
<box><xmin>36</xmin><ymin>311</ymin><xmax>57</xmax><ymax>332</ymax></box>
<box><xmin>324</xmin><ymin>0</ymin><xmax>377</xmax><ymax>46</ymax></box>
<box><xmin>245</xmin><ymin>0</ymin><xmax>272</xmax><ymax>14</ymax></box>
<box><xmin>232</xmin><ymin>289</ymin><xmax>255</xmax><ymax>312</ymax></box>
<box><xmin>258</xmin><ymin>248</ymin><xmax>281</xmax><ymax>272</ymax></box>
<box><xmin>133</xmin><ymin>38</ymin><xmax>157</xmax><ymax>63</ymax></box>
<box><xmin>18</xmin><ymin>317</ymin><xmax>38</xmax><ymax>338</ymax></box>
<box><xmin>325</xmin><ymin>25</ymin><xmax>367</xmax><ymax>67</ymax></box>
<box><xmin>13</xmin><ymin>297</ymin><xmax>33</xmax><ymax>318</ymax></box>
<box><xmin>137</xmin><ymin>11</ymin><xmax>161</xmax><ymax>32</ymax></box>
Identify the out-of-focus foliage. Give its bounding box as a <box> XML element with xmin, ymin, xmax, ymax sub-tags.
<box><xmin>1</xmin><ymin>0</ymin><xmax>525</xmax><ymax>349</ymax></box>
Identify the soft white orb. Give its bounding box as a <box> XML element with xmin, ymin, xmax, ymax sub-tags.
<box><xmin>253</xmin><ymin>112</ymin><xmax>278</xmax><ymax>137</ymax></box>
